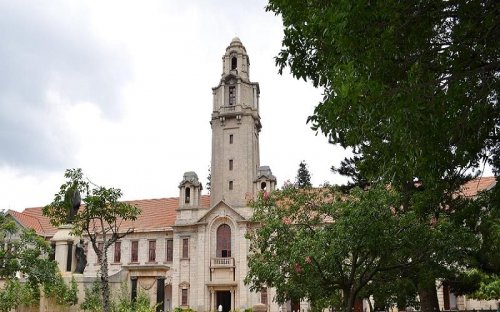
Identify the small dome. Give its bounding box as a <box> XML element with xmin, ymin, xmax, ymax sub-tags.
<box><xmin>231</xmin><ymin>36</ymin><xmax>241</xmax><ymax>43</ymax></box>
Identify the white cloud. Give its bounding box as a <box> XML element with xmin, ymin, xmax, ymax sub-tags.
<box><xmin>1</xmin><ymin>0</ymin><xmax>350</xmax><ymax>211</ymax></box>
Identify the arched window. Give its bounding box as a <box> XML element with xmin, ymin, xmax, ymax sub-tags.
<box><xmin>185</xmin><ymin>187</ymin><xmax>190</xmax><ymax>204</ymax></box>
<box><xmin>231</xmin><ymin>57</ymin><xmax>237</xmax><ymax>70</ymax></box>
<box><xmin>216</xmin><ymin>224</ymin><xmax>231</xmax><ymax>257</ymax></box>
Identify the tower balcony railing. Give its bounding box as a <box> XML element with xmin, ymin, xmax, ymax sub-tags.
<box><xmin>210</xmin><ymin>257</ymin><xmax>235</xmax><ymax>268</ymax></box>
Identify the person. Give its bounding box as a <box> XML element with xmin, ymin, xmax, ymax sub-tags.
<box><xmin>75</xmin><ymin>239</ymin><xmax>87</xmax><ymax>273</ymax></box>
<box><xmin>218</xmin><ymin>305</ymin><xmax>223</xmax><ymax>312</ymax></box>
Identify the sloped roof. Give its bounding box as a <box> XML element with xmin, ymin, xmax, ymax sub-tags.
<box><xmin>460</xmin><ymin>176</ymin><xmax>497</xmax><ymax>198</ymax></box>
<box><xmin>7</xmin><ymin>209</ymin><xmax>46</xmax><ymax>236</ymax></box>
<box><xmin>9</xmin><ymin>195</ymin><xmax>211</xmax><ymax>237</ymax></box>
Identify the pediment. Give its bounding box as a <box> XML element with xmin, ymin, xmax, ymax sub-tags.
<box><xmin>197</xmin><ymin>200</ymin><xmax>246</xmax><ymax>223</ymax></box>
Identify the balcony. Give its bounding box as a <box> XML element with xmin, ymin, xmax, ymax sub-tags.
<box><xmin>210</xmin><ymin>257</ymin><xmax>234</xmax><ymax>268</ymax></box>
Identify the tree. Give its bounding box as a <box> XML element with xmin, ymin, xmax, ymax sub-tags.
<box><xmin>0</xmin><ymin>211</ymin><xmax>76</xmax><ymax>312</ymax></box>
<box><xmin>44</xmin><ymin>168</ymin><xmax>141</xmax><ymax>312</ymax></box>
<box><xmin>245</xmin><ymin>185</ymin><xmax>478</xmax><ymax>312</ymax></box>
<box><xmin>295</xmin><ymin>160</ymin><xmax>312</xmax><ymax>188</ymax></box>
<box><xmin>266</xmin><ymin>0</ymin><xmax>499</xmax><ymax>310</ymax></box>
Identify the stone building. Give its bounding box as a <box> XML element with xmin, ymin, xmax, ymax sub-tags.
<box><xmin>7</xmin><ymin>37</ymin><xmax>279</xmax><ymax>312</ymax></box>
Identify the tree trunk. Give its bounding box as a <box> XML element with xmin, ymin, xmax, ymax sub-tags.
<box><xmin>344</xmin><ymin>289</ymin><xmax>356</xmax><ymax>312</ymax></box>
<box><xmin>418</xmin><ymin>284</ymin><xmax>439</xmax><ymax>312</ymax></box>
<box><xmin>100</xmin><ymin>247</ymin><xmax>111</xmax><ymax>312</ymax></box>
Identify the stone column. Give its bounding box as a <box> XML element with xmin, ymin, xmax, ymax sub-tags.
<box><xmin>50</xmin><ymin>224</ymin><xmax>77</xmax><ymax>275</ymax></box>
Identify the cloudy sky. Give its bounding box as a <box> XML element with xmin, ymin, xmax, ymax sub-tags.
<box><xmin>0</xmin><ymin>0</ymin><xmax>351</xmax><ymax>211</ymax></box>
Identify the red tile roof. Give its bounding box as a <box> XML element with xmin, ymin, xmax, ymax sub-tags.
<box><xmin>460</xmin><ymin>176</ymin><xmax>497</xmax><ymax>198</ymax></box>
<box><xmin>7</xmin><ymin>209</ymin><xmax>46</xmax><ymax>236</ymax></box>
<box><xmin>9</xmin><ymin>195</ymin><xmax>211</xmax><ymax>237</ymax></box>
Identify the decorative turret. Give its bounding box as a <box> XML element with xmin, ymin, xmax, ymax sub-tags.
<box><xmin>254</xmin><ymin>166</ymin><xmax>277</xmax><ymax>194</ymax></box>
<box><xmin>178</xmin><ymin>171</ymin><xmax>202</xmax><ymax>208</ymax></box>
<box><xmin>210</xmin><ymin>38</ymin><xmax>261</xmax><ymax>208</ymax></box>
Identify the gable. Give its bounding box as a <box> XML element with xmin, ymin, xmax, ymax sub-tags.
<box><xmin>197</xmin><ymin>200</ymin><xmax>247</xmax><ymax>224</ymax></box>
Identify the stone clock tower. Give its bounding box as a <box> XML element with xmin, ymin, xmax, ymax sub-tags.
<box><xmin>210</xmin><ymin>37</ymin><xmax>264</xmax><ymax>208</ymax></box>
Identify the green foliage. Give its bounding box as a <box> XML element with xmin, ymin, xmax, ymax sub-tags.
<box><xmin>43</xmin><ymin>275</ymin><xmax>78</xmax><ymax>306</ymax></box>
<box><xmin>295</xmin><ymin>161</ymin><xmax>312</xmax><ymax>189</ymax></box>
<box><xmin>44</xmin><ymin>168</ymin><xmax>141</xmax><ymax>312</ymax></box>
<box><xmin>246</xmin><ymin>185</ymin><xmax>479</xmax><ymax>311</ymax></box>
<box><xmin>0</xmin><ymin>280</ymin><xmax>39</xmax><ymax>312</ymax></box>
<box><xmin>266</xmin><ymin>0</ymin><xmax>499</xmax><ymax>310</ymax></box>
<box><xmin>81</xmin><ymin>280</ymin><xmax>155</xmax><ymax>312</ymax></box>
<box><xmin>174</xmin><ymin>308</ymin><xmax>196</xmax><ymax>312</ymax></box>
<box><xmin>0</xmin><ymin>211</ymin><xmax>70</xmax><ymax>311</ymax></box>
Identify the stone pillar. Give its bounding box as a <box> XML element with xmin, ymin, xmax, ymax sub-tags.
<box><xmin>50</xmin><ymin>224</ymin><xmax>77</xmax><ymax>275</ymax></box>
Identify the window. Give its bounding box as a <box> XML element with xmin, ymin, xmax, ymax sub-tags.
<box><xmin>217</xmin><ymin>224</ymin><xmax>231</xmax><ymax>257</ymax></box>
<box><xmin>131</xmin><ymin>241</ymin><xmax>139</xmax><ymax>263</ymax></box>
<box><xmin>166</xmin><ymin>239</ymin><xmax>173</xmax><ymax>262</ymax></box>
<box><xmin>229</xmin><ymin>134</ymin><xmax>233</xmax><ymax>144</ymax></box>
<box><xmin>229</xmin><ymin>181</ymin><xmax>233</xmax><ymax>190</ymax></box>
<box><xmin>231</xmin><ymin>56</ymin><xmax>237</xmax><ymax>70</ymax></box>
<box><xmin>182</xmin><ymin>238</ymin><xmax>189</xmax><ymax>259</ymax></box>
<box><xmin>261</xmin><ymin>287</ymin><xmax>268</xmax><ymax>304</ymax></box>
<box><xmin>185</xmin><ymin>187</ymin><xmax>190</xmax><ymax>204</ymax></box>
<box><xmin>229</xmin><ymin>86</ymin><xmax>235</xmax><ymax>105</ymax></box>
<box><xmin>261</xmin><ymin>181</ymin><xmax>267</xmax><ymax>190</ymax></box>
<box><xmin>114</xmin><ymin>242</ymin><xmax>121</xmax><ymax>263</ymax></box>
<box><xmin>229</xmin><ymin>159</ymin><xmax>233</xmax><ymax>170</ymax></box>
<box><xmin>148</xmin><ymin>240</ymin><xmax>156</xmax><ymax>262</ymax></box>
<box><xmin>181</xmin><ymin>288</ymin><xmax>188</xmax><ymax>306</ymax></box>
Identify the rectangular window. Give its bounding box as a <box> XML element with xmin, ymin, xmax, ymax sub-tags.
<box><xmin>114</xmin><ymin>242</ymin><xmax>121</xmax><ymax>263</ymax></box>
<box><xmin>131</xmin><ymin>241</ymin><xmax>139</xmax><ymax>263</ymax></box>
<box><xmin>181</xmin><ymin>288</ymin><xmax>188</xmax><ymax>306</ymax></box>
<box><xmin>229</xmin><ymin>134</ymin><xmax>233</xmax><ymax>144</ymax></box>
<box><xmin>148</xmin><ymin>240</ymin><xmax>156</xmax><ymax>262</ymax></box>
<box><xmin>229</xmin><ymin>86</ymin><xmax>235</xmax><ymax>105</ymax></box>
<box><xmin>182</xmin><ymin>238</ymin><xmax>189</xmax><ymax>259</ymax></box>
<box><xmin>229</xmin><ymin>159</ymin><xmax>233</xmax><ymax>170</ymax></box>
<box><xmin>229</xmin><ymin>181</ymin><xmax>233</xmax><ymax>190</ymax></box>
<box><xmin>261</xmin><ymin>287</ymin><xmax>268</xmax><ymax>304</ymax></box>
<box><xmin>166</xmin><ymin>239</ymin><xmax>173</xmax><ymax>262</ymax></box>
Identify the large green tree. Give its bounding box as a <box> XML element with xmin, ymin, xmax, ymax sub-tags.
<box><xmin>0</xmin><ymin>211</ymin><xmax>76</xmax><ymax>312</ymax></box>
<box><xmin>246</xmin><ymin>185</ymin><xmax>478</xmax><ymax>312</ymax></box>
<box><xmin>44</xmin><ymin>169</ymin><xmax>141</xmax><ymax>312</ymax></box>
<box><xmin>266</xmin><ymin>0</ymin><xmax>499</xmax><ymax>310</ymax></box>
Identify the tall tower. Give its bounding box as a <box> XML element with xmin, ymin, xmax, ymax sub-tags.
<box><xmin>210</xmin><ymin>37</ymin><xmax>261</xmax><ymax>208</ymax></box>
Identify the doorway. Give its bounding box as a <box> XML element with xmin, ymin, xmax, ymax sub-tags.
<box><xmin>216</xmin><ymin>291</ymin><xmax>231</xmax><ymax>312</ymax></box>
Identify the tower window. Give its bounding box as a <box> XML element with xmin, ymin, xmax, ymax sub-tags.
<box><xmin>182</xmin><ymin>238</ymin><xmax>189</xmax><ymax>259</ymax></box>
<box><xmin>185</xmin><ymin>187</ymin><xmax>190</xmax><ymax>204</ymax></box>
<box><xmin>231</xmin><ymin>57</ymin><xmax>237</xmax><ymax>70</ymax></box>
<box><xmin>229</xmin><ymin>134</ymin><xmax>233</xmax><ymax>144</ymax></box>
<box><xmin>229</xmin><ymin>86</ymin><xmax>235</xmax><ymax>105</ymax></box>
<box><xmin>261</xmin><ymin>181</ymin><xmax>267</xmax><ymax>190</ymax></box>
<box><xmin>229</xmin><ymin>181</ymin><xmax>233</xmax><ymax>190</ymax></box>
<box><xmin>229</xmin><ymin>159</ymin><xmax>233</xmax><ymax>170</ymax></box>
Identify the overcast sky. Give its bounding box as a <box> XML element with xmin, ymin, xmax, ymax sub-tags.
<box><xmin>0</xmin><ymin>0</ymin><xmax>352</xmax><ymax>211</ymax></box>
